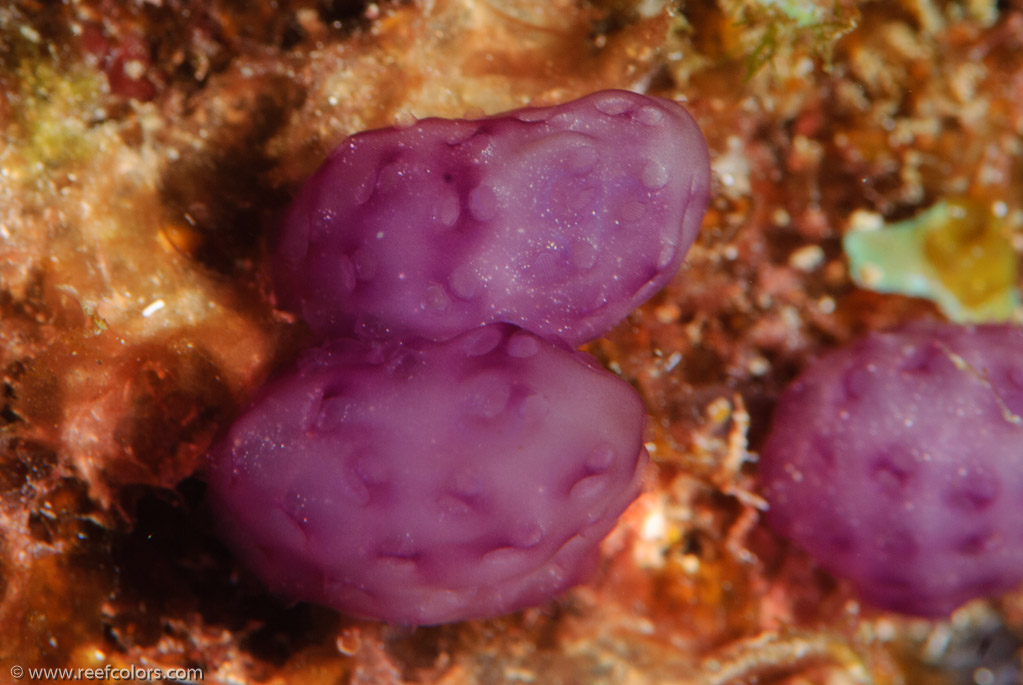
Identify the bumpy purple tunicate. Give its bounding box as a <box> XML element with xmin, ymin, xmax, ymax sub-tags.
<box><xmin>760</xmin><ymin>321</ymin><xmax>1023</xmax><ymax>617</ymax></box>
<box><xmin>207</xmin><ymin>325</ymin><xmax>648</xmax><ymax>625</ymax></box>
<box><xmin>274</xmin><ymin>89</ymin><xmax>710</xmax><ymax>345</ymax></box>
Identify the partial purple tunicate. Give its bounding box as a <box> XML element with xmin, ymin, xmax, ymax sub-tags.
<box><xmin>274</xmin><ymin>89</ymin><xmax>710</xmax><ymax>345</ymax></box>
<box><xmin>760</xmin><ymin>321</ymin><xmax>1023</xmax><ymax>617</ymax></box>
<box><xmin>206</xmin><ymin>325</ymin><xmax>648</xmax><ymax>625</ymax></box>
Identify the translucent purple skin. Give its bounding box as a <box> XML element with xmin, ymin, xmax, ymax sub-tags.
<box><xmin>760</xmin><ymin>322</ymin><xmax>1023</xmax><ymax>617</ymax></box>
<box><xmin>206</xmin><ymin>325</ymin><xmax>648</xmax><ymax>625</ymax></box>
<box><xmin>274</xmin><ymin>89</ymin><xmax>711</xmax><ymax>345</ymax></box>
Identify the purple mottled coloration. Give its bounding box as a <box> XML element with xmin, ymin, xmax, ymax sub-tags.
<box><xmin>207</xmin><ymin>325</ymin><xmax>648</xmax><ymax>625</ymax></box>
<box><xmin>760</xmin><ymin>321</ymin><xmax>1023</xmax><ymax>617</ymax></box>
<box><xmin>274</xmin><ymin>89</ymin><xmax>710</xmax><ymax>345</ymax></box>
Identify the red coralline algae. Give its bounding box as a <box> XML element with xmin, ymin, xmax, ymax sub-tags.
<box><xmin>760</xmin><ymin>321</ymin><xmax>1023</xmax><ymax>617</ymax></box>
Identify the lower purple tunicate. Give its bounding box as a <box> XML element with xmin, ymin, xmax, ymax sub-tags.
<box><xmin>207</xmin><ymin>325</ymin><xmax>648</xmax><ymax>625</ymax></box>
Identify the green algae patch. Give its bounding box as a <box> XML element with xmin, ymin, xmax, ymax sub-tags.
<box><xmin>733</xmin><ymin>0</ymin><xmax>860</xmax><ymax>77</ymax></box>
<box><xmin>844</xmin><ymin>198</ymin><xmax>1019</xmax><ymax>323</ymax></box>
<box><xmin>5</xmin><ymin>58</ymin><xmax>107</xmax><ymax>180</ymax></box>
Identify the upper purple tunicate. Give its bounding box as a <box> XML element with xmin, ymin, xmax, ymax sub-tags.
<box><xmin>274</xmin><ymin>89</ymin><xmax>710</xmax><ymax>345</ymax></box>
<box><xmin>206</xmin><ymin>325</ymin><xmax>648</xmax><ymax>625</ymax></box>
<box><xmin>760</xmin><ymin>321</ymin><xmax>1023</xmax><ymax>617</ymax></box>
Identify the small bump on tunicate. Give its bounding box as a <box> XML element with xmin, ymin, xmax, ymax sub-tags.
<box><xmin>352</xmin><ymin>171</ymin><xmax>375</xmax><ymax>205</ymax></box>
<box><xmin>842</xmin><ymin>364</ymin><xmax>875</xmax><ymax>400</ymax></box>
<box><xmin>567</xmin><ymin>145</ymin><xmax>599</xmax><ymax>174</ymax></box>
<box><xmin>869</xmin><ymin>449</ymin><xmax>915</xmax><ymax>495</ymax></box>
<box><xmin>353</xmin><ymin>451</ymin><xmax>387</xmax><ymax>486</ymax></box>
<box><xmin>520</xmin><ymin>393</ymin><xmax>550</xmax><ymax>423</ymax></box>
<box><xmin>446</xmin><ymin>125</ymin><xmax>479</xmax><ymax>145</ymax></box>
<box><xmin>448</xmin><ymin>264</ymin><xmax>478</xmax><ymax>300</ymax></box>
<box><xmin>509</xmin><ymin>521</ymin><xmax>544</xmax><ymax>548</ymax></box>
<box><xmin>956</xmin><ymin>531</ymin><xmax>1000</xmax><ymax>556</ymax></box>
<box><xmin>514</xmin><ymin>109</ymin><xmax>549</xmax><ymax>123</ymax></box>
<box><xmin>506</xmin><ymin>333</ymin><xmax>540</xmax><ymax>358</ymax></box>
<box><xmin>585</xmin><ymin>444</ymin><xmax>615</xmax><ymax>473</ymax></box>
<box><xmin>332</xmin><ymin>255</ymin><xmax>357</xmax><ymax>293</ymax></box>
<box><xmin>435</xmin><ymin>193</ymin><xmax>461</xmax><ymax>227</ymax></box>
<box><xmin>593</xmin><ymin>92</ymin><xmax>633</xmax><ymax>116</ymax></box>
<box><xmin>468</xmin><ymin>185</ymin><xmax>499</xmax><ymax>221</ymax></box>
<box><xmin>641</xmin><ymin>160</ymin><xmax>669</xmax><ymax>190</ymax></box>
<box><xmin>341</xmin><ymin>467</ymin><xmax>372</xmax><ymax>507</ymax></box>
<box><xmin>636</xmin><ymin>105</ymin><xmax>665</xmax><ymax>125</ymax></box>
<box><xmin>317</xmin><ymin>395</ymin><xmax>356</xmax><ymax>431</ymax></box>
<box><xmin>943</xmin><ymin>468</ymin><xmax>998</xmax><ymax>512</ymax></box>
<box><xmin>282</xmin><ymin>491</ymin><xmax>309</xmax><ymax>529</ymax></box>
<box><xmin>571</xmin><ymin>241</ymin><xmax>597</xmax><ymax>270</ymax></box>
<box><xmin>462</xmin><ymin>371</ymin><xmax>512</xmax><ymax>419</ymax></box>
<box><xmin>461</xmin><ymin>325</ymin><xmax>503</xmax><ymax>356</ymax></box>
<box><xmin>376</xmin><ymin>162</ymin><xmax>405</xmax><ymax>194</ymax></box>
<box><xmin>425</xmin><ymin>282</ymin><xmax>451</xmax><ymax>311</ymax></box>
<box><xmin>656</xmin><ymin>243</ymin><xmax>676</xmax><ymax>270</ymax></box>
<box><xmin>570</xmin><ymin>474</ymin><xmax>607</xmax><ymax>501</ymax></box>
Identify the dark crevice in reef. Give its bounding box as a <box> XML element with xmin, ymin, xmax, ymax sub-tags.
<box><xmin>242</xmin><ymin>603</ymin><xmax>343</xmax><ymax>667</ymax></box>
<box><xmin>157</xmin><ymin>74</ymin><xmax>305</xmax><ymax>280</ymax></box>
<box><xmin>107</xmin><ymin>478</ymin><xmax>340</xmax><ymax>662</ymax></box>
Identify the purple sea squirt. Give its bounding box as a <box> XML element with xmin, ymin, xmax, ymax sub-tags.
<box><xmin>207</xmin><ymin>90</ymin><xmax>711</xmax><ymax>624</ymax></box>
<box><xmin>760</xmin><ymin>321</ymin><xmax>1023</xmax><ymax>616</ymax></box>
<box><xmin>206</xmin><ymin>326</ymin><xmax>648</xmax><ymax>625</ymax></box>
<box><xmin>273</xmin><ymin>89</ymin><xmax>711</xmax><ymax>345</ymax></box>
